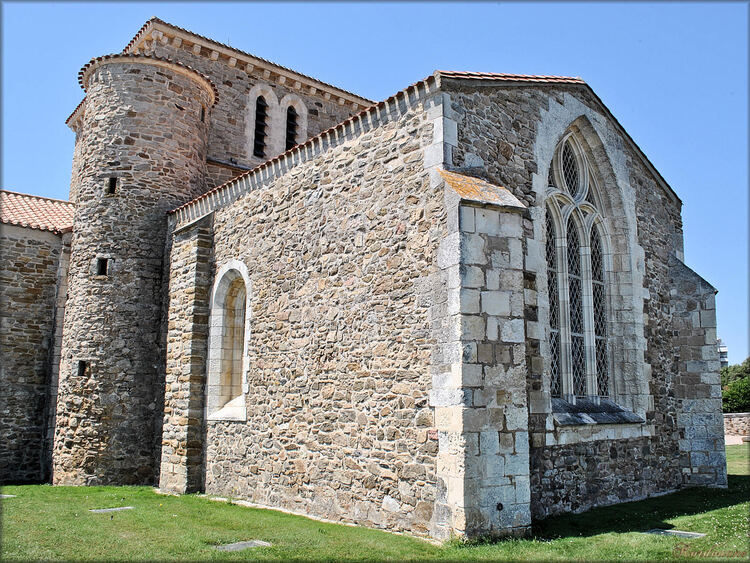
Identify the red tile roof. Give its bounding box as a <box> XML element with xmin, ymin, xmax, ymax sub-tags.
<box><xmin>0</xmin><ymin>190</ymin><xmax>75</xmax><ymax>233</ymax></box>
<box><xmin>437</xmin><ymin>70</ymin><xmax>585</xmax><ymax>84</ymax></box>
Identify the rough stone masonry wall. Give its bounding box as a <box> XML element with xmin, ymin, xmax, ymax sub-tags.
<box><xmin>186</xmin><ymin>96</ymin><xmax>444</xmax><ymax>536</ymax></box>
<box><xmin>724</xmin><ymin>413</ymin><xmax>750</xmax><ymax>436</ymax></box>
<box><xmin>0</xmin><ymin>224</ymin><xmax>63</xmax><ymax>483</ymax></box>
<box><xmin>141</xmin><ymin>39</ymin><xmax>357</xmax><ymax>170</ymax></box>
<box><xmin>53</xmin><ymin>59</ymin><xmax>211</xmax><ymax>485</ymax></box>
<box><xmin>444</xmin><ymin>80</ymin><xmax>719</xmax><ymax>519</ymax></box>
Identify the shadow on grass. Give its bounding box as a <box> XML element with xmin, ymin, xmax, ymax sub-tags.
<box><xmin>532</xmin><ymin>474</ymin><xmax>749</xmax><ymax>540</ymax></box>
<box><xmin>450</xmin><ymin>475</ymin><xmax>749</xmax><ymax>549</ymax></box>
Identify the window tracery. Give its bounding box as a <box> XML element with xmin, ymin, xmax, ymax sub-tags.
<box><xmin>546</xmin><ymin>136</ymin><xmax>611</xmax><ymax>400</ymax></box>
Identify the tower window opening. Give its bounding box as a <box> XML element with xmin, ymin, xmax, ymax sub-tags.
<box><xmin>96</xmin><ymin>258</ymin><xmax>109</xmax><ymax>276</ymax></box>
<box><xmin>107</xmin><ymin>177</ymin><xmax>117</xmax><ymax>194</ymax></box>
<box><xmin>77</xmin><ymin>360</ymin><xmax>88</xmax><ymax>378</ymax></box>
<box><xmin>285</xmin><ymin>106</ymin><xmax>298</xmax><ymax>151</ymax></box>
<box><xmin>200</xmin><ymin>106</ymin><xmax>206</xmax><ymax>122</ymax></box>
<box><xmin>253</xmin><ymin>96</ymin><xmax>268</xmax><ymax>158</ymax></box>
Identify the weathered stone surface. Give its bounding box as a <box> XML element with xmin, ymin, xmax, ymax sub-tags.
<box><xmin>0</xmin><ymin>224</ymin><xmax>64</xmax><ymax>484</ymax></box>
<box><xmin>53</xmin><ymin>58</ymin><xmax>213</xmax><ymax>486</ymax></box>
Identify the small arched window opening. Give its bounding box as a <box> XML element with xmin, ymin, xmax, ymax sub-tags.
<box><xmin>285</xmin><ymin>106</ymin><xmax>298</xmax><ymax>151</ymax></box>
<box><xmin>253</xmin><ymin>96</ymin><xmax>268</xmax><ymax>158</ymax></box>
<box><xmin>207</xmin><ymin>265</ymin><xmax>249</xmax><ymax>420</ymax></box>
<box><xmin>221</xmin><ymin>278</ymin><xmax>245</xmax><ymax>406</ymax></box>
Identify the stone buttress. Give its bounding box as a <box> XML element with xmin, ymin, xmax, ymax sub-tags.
<box><xmin>52</xmin><ymin>54</ymin><xmax>216</xmax><ymax>485</ymax></box>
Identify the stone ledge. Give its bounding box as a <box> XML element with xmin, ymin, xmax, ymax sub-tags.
<box><xmin>551</xmin><ymin>397</ymin><xmax>645</xmax><ymax>426</ymax></box>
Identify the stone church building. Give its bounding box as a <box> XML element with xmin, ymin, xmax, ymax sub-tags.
<box><xmin>0</xmin><ymin>18</ymin><xmax>727</xmax><ymax>539</ymax></box>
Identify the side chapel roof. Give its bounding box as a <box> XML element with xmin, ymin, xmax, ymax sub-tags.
<box><xmin>0</xmin><ymin>190</ymin><xmax>75</xmax><ymax>234</ymax></box>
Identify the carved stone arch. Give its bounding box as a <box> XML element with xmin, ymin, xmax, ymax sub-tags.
<box><xmin>279</xmin><ymin>93</ymin><xmax>309</xmax><ymax>150</ymax></box>
<box><xmin>206</xmin><ymin>259</ymin><xmax>251</xmax><ymax>421</ymax></box>
<box><xmin>532</xmin><ymin>103</ymin><xmax>651</xmax><ymax>431</ymax></box>
<box><xmin>245</xmin><ymin>84</ymin><xmax>281</xmax><ymax>160</ymax></box>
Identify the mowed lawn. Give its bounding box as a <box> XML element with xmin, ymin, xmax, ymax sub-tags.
<box><xmin>1</xmin><ymin>444</ymin><xmax>748</xmax><ymax>561</ymax></box>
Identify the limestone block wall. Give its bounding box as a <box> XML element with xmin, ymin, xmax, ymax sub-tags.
<box><xmin>432</xmin><ymin>200</ymin><xmax>531</xmax><ymax>537</ymax></box>
<box><xmin>670</xmin><ymin>257</ymin><xmax>727</xmax><ymax>487</ymax></box>
<box><xmin>0</xmin><ymin>224</ymin><xmax>63</xmax><ymax>483</ymax></box>
<box><xmin>53</xmin><ymin>56</ymin><xmax>213</xmax><ymax>485</ymax></box>
<box><xmin>159</xmin><ymin>218</ymin><xmax>213</xmax><ymax>492</ymax></box>
<box><xmin>724</xmin><ymin>413</ymin><xmax>750</xmax><ymax>436</ymax></box>
<box><xmin>136</xmin><ymin>37</ymin><xmax>361</xmax><ymax>169</ymax></box>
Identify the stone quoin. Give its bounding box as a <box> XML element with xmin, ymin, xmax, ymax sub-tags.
<box><xmin>0</xmin><ymin>17</ymin><xmax>726</xmax><ymax>540</ymax></box>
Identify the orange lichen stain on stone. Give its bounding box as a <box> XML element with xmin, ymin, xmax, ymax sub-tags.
<box><xmin>438</xmin><ymin>169</ymin><xmax>525</xmax><ymax>209</ymax></box>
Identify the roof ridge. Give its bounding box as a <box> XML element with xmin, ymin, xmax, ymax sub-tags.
<box><xmin>0</xmin><ymin>189</ymin><xmax>74</xmax><ymax>205</ymax></box>
<box><xmin>124</xmin><ymin>17</ymin><xmax>373</xmax><ymax>105</ymax></box>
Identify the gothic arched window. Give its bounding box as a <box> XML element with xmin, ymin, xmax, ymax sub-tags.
<box><xmin>546</xmin><ymin>136</ymin><xmax>611</xmax><ymax>399</ymax></box>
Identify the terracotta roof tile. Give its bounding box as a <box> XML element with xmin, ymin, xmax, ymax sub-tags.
<box><xmin>439</xmin><ymin>170</ymin><xmax>526</xmax><ymax>210</ymax></box>
<box><xmin>438</xmin><ymin>70</ymin><xmax>585</xmax><ymax>84</ymax></box>
<box><xmin>0</xmin><ymin>190</ymin><xmax>75</xmax><ymax>233</ymax></box>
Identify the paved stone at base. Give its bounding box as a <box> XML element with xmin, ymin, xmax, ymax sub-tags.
<box><xmin>0</xmin><ymin>494</ymin><xmax>17</xmax><ymax>498</ymax></box>
<box><xmin>89</xmin><ymin>506</ymin><xmax>134</xmax><ymax>513</ymax></box>
<box><xmin>215</xmin><ymin>540</ymin><xmax>272</xmax><ymax>551</ymax></box>
<box><xmin>645</xmin><ymin>529</ymin><xmax>706</xmax><ymax>538</ymax></box>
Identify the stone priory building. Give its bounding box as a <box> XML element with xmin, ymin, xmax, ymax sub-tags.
<box><xmin>0</xmin><ymin>18</ymin><xmax>727</xmax><ymax>539</ymax></box>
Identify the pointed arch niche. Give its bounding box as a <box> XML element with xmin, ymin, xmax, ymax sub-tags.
<box><xmin>532</xmin><ymin>115</ymin><xmax>653</xmax><ymax>444</ymax></box>
<box><xmin>206</xmin><ymin>260</ymin><xmax>251</xmax><ymax>421</ymax></box>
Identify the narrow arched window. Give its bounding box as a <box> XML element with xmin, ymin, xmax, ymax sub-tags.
<box><xmin>567</xmin><ymin>217</ymin><xmax>586</xmax><ymax>397</ymax></box>
<box><xmin>221</xmin><ymin>278</ymin><xmax>245</xmax><ymax>405</ymax></box>
<box><xmin>253</xmin><ymin>96</ymin><xmax>268</xmax><ymax>158</ymax></box>
<box><xmin>206</xmin><ymin>265</ymin><xmax>249</xmax><ymax>420</ymax></box>
<box><xmin>591</xmin><ymin>225</ymin><xmax>609</xmax><ymax>396</ymax></box>
<box><xmin>285</xmin><ymin>106</ymin><xmax>298</xmax><ymax>151</ymax></box>
<box><xmin>545</xmin><ymin>134</ymin><xmax>611</xmax><ymax>400</ymax></box>
<box><xmin>546</xmin><ymin>212</ymin><xmax>561</xmax><ymax>397</ymax></box>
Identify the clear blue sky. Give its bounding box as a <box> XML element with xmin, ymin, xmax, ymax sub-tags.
<box><xmin>2</xmin><ymin>2</ymin><xmax>747</xmax><ymax>363</ymax></box>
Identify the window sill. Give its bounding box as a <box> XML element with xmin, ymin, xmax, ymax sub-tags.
<box><xmin>551</xmin><ymin>397</ymin><xmax>645</xmax><ymax>427</ymax></box>
<box><xmin>207</xmin><ymin>395</ymin><xmax>246</xmax><ymax>422</ymax></box>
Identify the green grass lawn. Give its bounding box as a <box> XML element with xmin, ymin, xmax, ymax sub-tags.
<box><xmin>2</xmin><ymin>444</ymin><xmax>748</xmax><ymax>561</ymax></box>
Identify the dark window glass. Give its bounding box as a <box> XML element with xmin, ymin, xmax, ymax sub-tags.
<box><xmin>253</xmin><ymin>96</ymin><xmax>268</xmax><ymax>158</ymax></box>
<box><xmin>285</xmin><ymin>106</ymin><xmax>298</xmax><ymax>151</ymax></box>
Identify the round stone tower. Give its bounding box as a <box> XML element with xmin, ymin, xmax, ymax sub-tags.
<box><xmin>52</xmin><ymin>54</ymin><xmax>217</xmax><ymax>485</ymax></box>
